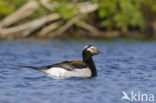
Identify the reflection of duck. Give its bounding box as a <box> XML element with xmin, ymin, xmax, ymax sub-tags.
<box><xmin>14</xmin><ymin>45</ymin><xmax>102</xmax><ymax>79</ymax></box>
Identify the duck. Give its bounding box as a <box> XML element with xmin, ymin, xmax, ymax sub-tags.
<box><xmin>13</xmin><ymin>45</ymin><xmax>102</xmax><ymax>79</ymax></box>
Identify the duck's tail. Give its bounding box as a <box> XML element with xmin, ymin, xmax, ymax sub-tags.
<box><xmin>8</xmin><ymin>64</ymin><xmax>45</xmax><ymax>72</ymax></box>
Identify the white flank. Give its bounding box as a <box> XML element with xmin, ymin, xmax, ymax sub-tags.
<box><xmin>44</xmin><ymin>67</ymin><xmax>91</xmax><ymax>79</ymax></box>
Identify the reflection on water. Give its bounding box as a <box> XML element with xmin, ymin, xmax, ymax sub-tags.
<box><xmin>0</xmin><ymin>39</ymin><xmax>156</xmax><ymax>103</ymax></box>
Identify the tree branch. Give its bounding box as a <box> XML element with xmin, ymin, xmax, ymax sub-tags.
<box><xmin>55</xmin><ymin>15</ymin><xmax>82</xmax><ymax>36</ymax></box>
<box><xmin>0</xmin><ymin>13</ymin><xmax>61</xmax><ymax>37</ymax></box>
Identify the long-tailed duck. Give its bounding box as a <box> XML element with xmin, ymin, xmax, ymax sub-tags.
<box><xmin>13</xmin><ymin>45</ymin><xmax>102</xmax><ymax>79</ymax></box>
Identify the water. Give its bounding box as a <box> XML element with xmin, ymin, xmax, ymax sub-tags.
<box><xmin>0</xmin><ymin>39</ymin><xmax>156</xmax><ymax>103</ymax></box>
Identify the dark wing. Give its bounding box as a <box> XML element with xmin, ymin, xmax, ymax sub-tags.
<box><xmin>42</xmin><ymin>61</ymin><xmax>89</xmax><ymax>71</ymax></box>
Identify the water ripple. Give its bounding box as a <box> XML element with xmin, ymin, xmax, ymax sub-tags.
<box><xmin>0</xmin><ymin>39</ymin><xmax>156</xmax><ymax>103</ymax></box>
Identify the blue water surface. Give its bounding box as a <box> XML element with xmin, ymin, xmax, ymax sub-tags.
<box><xmin>0</xmin><ymin>39</ymin><xmax>156</xmax><ymax>103</ymax></box>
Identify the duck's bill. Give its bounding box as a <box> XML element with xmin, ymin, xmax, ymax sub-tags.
<box><xmin>97</xmin><ymin>51</ymin><xmax>103</xmax><ymax>54</ymax></box>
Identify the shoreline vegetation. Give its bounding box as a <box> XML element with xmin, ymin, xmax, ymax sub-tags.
<box><xmin>0</xmin><ymin>0</ymin><xmax>156</xmax><ymax>39</ymax></box>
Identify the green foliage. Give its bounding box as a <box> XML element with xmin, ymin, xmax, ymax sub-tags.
<box><xmin>145</xmin><ymin>0</ymin><xmax>156</xmax><ymax>12</ymax></box>
<box><xmin>0</xmin><ymin>0</ymin><xmax>156</xmax><ymax>32</ymax></box>
<box><xmin>53</xmin><ymin>2</ymin><xmax>79</xmax><ymax>20</ymax></box>
<box><xmin>29</xmin><ymin>6</ymin><xmax>48</xmax><ymax>20</ymax></box>
<box><xmin>98</xmin><ymin>0</ymin><xmax>144</xmax><ymax>32</ymax></box>
<box><xmin>0</xmin><ymin>1</ymin><xmax>14</xmax><ymax>16</ymax></box>
<box><xmin>142</xmin><ymin>0</ymin><xmax>156</xmax><ymax>21</ymax></box>
<box><xmin>0</xmin><ymin>0</ymin><xmax>27</xmax><ymax>17</ymax></box>
<box><xmin>9</xmin><ymin>0</ymin><xmax>27</xmax><ymax>8</ymax></box>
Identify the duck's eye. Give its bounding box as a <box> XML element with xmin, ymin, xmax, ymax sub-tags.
<box><xmin>92</xmin><ymin>48</ymin><xmax>98</xmax><ymax>53</ymax></box>
<box><xmin>88</xmin><ymin>47</ymin><xmax>97</xmax><ymax>53</ymax></box>
<box><xmin>91</xmin><ymin>48</ymin><xmax>96</xmax><ymax>51</ymax></box>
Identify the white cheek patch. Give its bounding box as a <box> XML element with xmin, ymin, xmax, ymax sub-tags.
<box><xmin>87</xmin><ymin>47</ymin><xmax>93</xmax><ymax>52</ymax></box>
<box><xmin>87</xmin><ymin>46</ymin><xmax>97</xmax><ymax>53</ymax></box>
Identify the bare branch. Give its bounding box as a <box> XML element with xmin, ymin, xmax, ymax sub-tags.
<box><xmin>0</xmin><ymin>2</ymin><xmax>99</xmax><ymax>38</ymax></box>
<box><xmin>40</xmin><ymin>0</ymin><xmax>58</xmax><ymax>10</ymax></box>
<box><xmin>78</xmin><ymin>22</ymin><xmax>99</xmax><ymax>34</ymax></box>
<box><xmin>38</xmin><ymin>21</ymin><xmax>62</xmax><ymax>37</ymax></box>
<box><xmin>55</xmin><ymin>16</ymin><xmax>82</xmax><ymax>36</ymax></box>
<box><xmin>78</xmin><ymin>2</ymin><xmax>98</xmax><ymax>13</ymax></box>
<box><xmin>0</xmin><ymin>14</ymin><xmax>61</xmax><ymax>37</ymax></box>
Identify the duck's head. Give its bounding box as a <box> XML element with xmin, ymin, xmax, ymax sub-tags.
<box><xmin>82</xmin><ymin>45</ymin><xmax>102</xmax><ymax>56</ymax></box>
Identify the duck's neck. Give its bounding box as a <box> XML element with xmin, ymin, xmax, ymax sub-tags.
<box><xmin>83</xmin><ymin>53</ymin><xmax>97</xmax><ymax>77</ymax></box>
